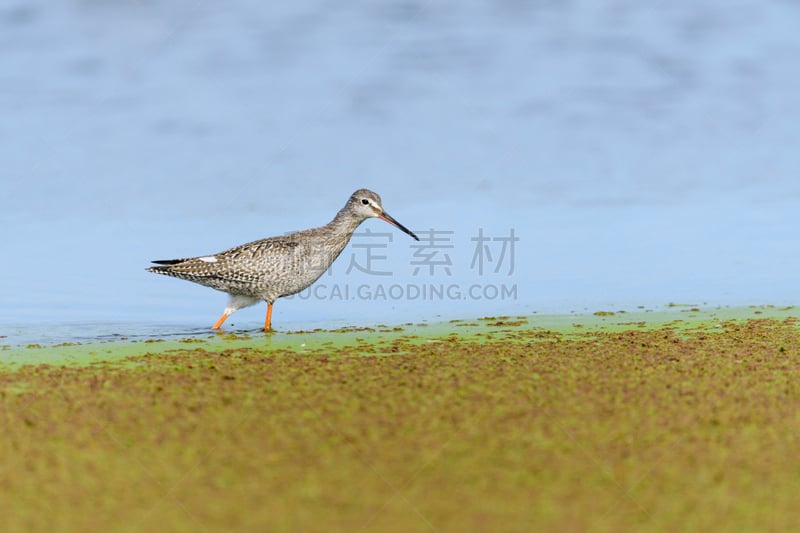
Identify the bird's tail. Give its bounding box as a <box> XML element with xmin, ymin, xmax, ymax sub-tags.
<box><xmin>147</xmin><ymin>258</ymin><xmax>189</xmax><ymax>275</ymax></box>
<box><xmin>150</xmin><ymin>258</ymin><xmax>187</xmax><ymax>265</ymax></box>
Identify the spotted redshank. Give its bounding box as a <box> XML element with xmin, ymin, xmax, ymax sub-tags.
<box><xmin>147</xmin><ymin>189</ymin><xmax>419</xmax><ymax>331</ymax></box>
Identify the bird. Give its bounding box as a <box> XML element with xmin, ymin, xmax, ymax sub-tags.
<box><xmin>147</xmin><ymin>189</ymin><xmax>419</xmax><ymax>331</ymax></box>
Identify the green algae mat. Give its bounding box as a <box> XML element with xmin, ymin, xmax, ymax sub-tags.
<box><xmin>2</xmin><ymin>306</ymin><xmax>800</xmax><ymax>531</ymax></box>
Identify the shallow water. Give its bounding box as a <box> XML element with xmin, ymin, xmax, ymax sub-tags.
<box><xmin>5</xmin><ymin>306</ymin><xmax>796</xmax><ymax>365</ymax></box>
<box><xmin>3</xmin><ymin>1</ymin><xmax>800</xmax><ymax>345</ymax></box>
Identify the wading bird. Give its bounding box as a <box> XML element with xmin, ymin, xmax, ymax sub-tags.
<box><xmin>148</xmin><ymin>189</ymin><xmax>419</xmax><ymax>331</ymax></box>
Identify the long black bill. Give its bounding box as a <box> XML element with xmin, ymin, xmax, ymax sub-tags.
<box><xmin>378</xmin><ymin>211</ymin><xmax>419</xmax><ymax>241</ymax></box>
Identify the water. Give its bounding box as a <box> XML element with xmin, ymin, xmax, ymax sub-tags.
<box><xmin>3</xmin><ymin>1</ymin><xmax>800</xmax><ymax>345</ymax></box>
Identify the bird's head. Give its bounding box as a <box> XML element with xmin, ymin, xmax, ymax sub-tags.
<box><xmin>348</xmin><ymin>189</ymin><xmax>419</xmax><ymax>241</ymax></box>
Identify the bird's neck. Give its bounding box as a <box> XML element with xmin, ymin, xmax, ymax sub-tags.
<box><xmin>326</xmin><ymin>208</ymin><xmax>364</xmax><ymax>237</ymax></box>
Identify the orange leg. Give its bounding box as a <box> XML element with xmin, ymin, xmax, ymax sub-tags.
<box><xmin>264</xmin><ymin>302</ymin><xmax>273</xmax><ymax>331</ymax></box>
<box><xmin>212</xmin><ymin>311</ymin><xmax>230</xmax><ymax>330</ymax></box>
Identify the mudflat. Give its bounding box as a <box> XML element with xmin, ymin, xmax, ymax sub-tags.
<box><xmin>2</xmin><ymin>308</ymin><xmax>799</xmax><ymax>531</ymax></box>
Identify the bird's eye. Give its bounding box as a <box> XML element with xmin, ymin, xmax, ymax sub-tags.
<box><xmin>361</xmin><ymin>199</ymin><xmax>369</xmax><ymax>205</ymax></box>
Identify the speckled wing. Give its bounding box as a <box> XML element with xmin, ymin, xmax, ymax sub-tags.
<box><xmin>148</xmin><ymin>237</ymin><xmax>301</xmax><ymax>295</ymax></box>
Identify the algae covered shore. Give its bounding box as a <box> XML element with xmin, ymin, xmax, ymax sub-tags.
<box><xmin>2</xmin><ymin>307</ymin><xmax>800</xmax><ymax>531</ymax></box>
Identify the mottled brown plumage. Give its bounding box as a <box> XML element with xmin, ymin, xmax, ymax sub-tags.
<box><xmin>148</xmin><ymin>189</ymin><xmax>419</xmax><ymax>331</ymax></box>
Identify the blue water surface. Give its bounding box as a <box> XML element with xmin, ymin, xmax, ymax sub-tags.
<box><xmin>2</xmin><ymin>1</ymin><xmax>799</xmax><ymax>344</ymax></box>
